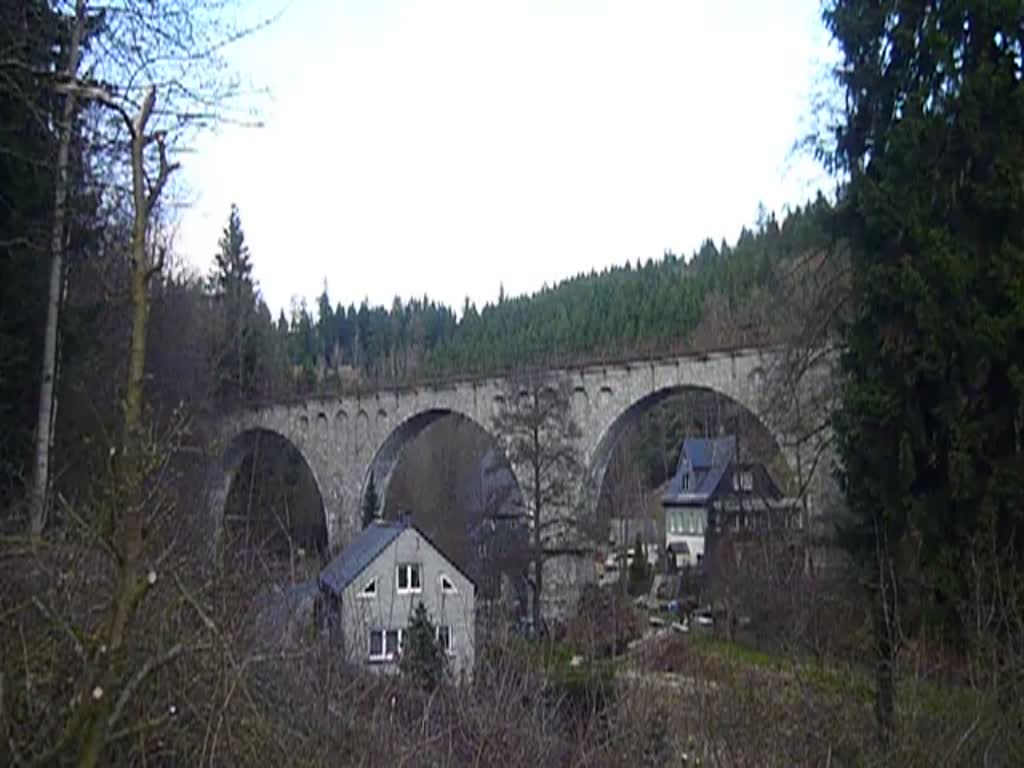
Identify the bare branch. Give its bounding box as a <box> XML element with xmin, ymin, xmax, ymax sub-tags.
<box><xmin>106</xmin><ymin>643</ymin><xmax>187</xmax><ymax>731</ymax></box>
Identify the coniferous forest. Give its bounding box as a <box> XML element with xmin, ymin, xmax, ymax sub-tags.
<box><xmin>264</xmin><ymin>194</ymin><xmax>835</xmax><ymax>392</ymax></box>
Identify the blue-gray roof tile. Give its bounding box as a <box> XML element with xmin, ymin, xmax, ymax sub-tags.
<box><xmin>662</xmin><ymin>436</ymin><xmax>736</xmax><ymax>505</ymax></box>
<box><xmin>319</xmin><ymin>519</ymin><xmax>409</xmax><ymax>596</ymax></box>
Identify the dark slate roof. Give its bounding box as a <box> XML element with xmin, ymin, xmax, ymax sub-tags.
<box><xmin>662</xmin><ymin>436</ymin><xmax>736</xmax><ymax>505</ymax></box>
<box><xmin>685</xmin><ymin>435</ymin><xmax>736</xmax><ymax>470</ymax></box>
<box><xmin>319</xmin><ymin>518</ymin><xmax>408</xmax><ymax>596</ymax></box>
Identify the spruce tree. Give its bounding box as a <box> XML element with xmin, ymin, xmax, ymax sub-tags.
<box><xmin>400</xmin><ymin>603</ymin><xmax>445</xmax><ymax>692</ymax></box>
<box><xmin>362</xmin><ymin>472</ymin><xmax>380</xmax><ymax>528</ymax></box>
<box><xmin>824</xmin><ymin>0</ymin><xmax>1024</xmax><ymax>743</ymax></box>
<box><xmin>211</xmin><ymin>204</ymin><xmax>256</xmax><ymax>401</ymax></box>
<box><xmin>627</xmin><ymin>532</ymin><xmax>649</xmax><ymax>596</ymax></box>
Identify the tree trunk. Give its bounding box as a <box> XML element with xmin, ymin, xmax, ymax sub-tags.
<box><xmin>532</xmin><ymin>538</ymin><xmax>543</xmax><ymax>634</ymax></box>
<box><xmin>532</xmin><ymin>452</ymin><xmax>543</xmax><ymax>634</ymax></box>
<box><xmin>122</xmin><ymin>104</ymin><xmax>153</xmax><ymax>446</ymax></box>
<box><xmin>872</xmin><ymin>528</ymin><xmax>898</xmax><ymax>749</ymax></box>
<box><xmin>873</xmin><ymin>590</ymin><xmax>896</xmax><ymax>748</ymax></box>
<box><xmin>237</xmin><ymin>281</ymin><xmax>245</xmax><ymax>399</ymax></box>
<box><xmin>77</xmin><ymin>87</ymin><xmax>162</xmax><ymax>768</ymax></box>
<box><xmin>28</xmin><ymin>0</ymin><xmax>86</xmax><ymax>538</ymax></box>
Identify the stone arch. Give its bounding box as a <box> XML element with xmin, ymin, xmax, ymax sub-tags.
<box><xmin>584</xmin><ymin>384</ymin><xmax>792</xmax><ymax>518</ymax></box>
<box><xmin>207</xmin><ymin>426</ymin><xmax>328</xmax><ymax>557</ymax></box>
<box><xmin>360</xmin><ymin>407</ymin><xmax>523</xmax><ymax>515</ymax></box>
<box><xmin>359</xmin><ymin>407</ymin><xmax>530</xmax><ymax>613</ymax></box>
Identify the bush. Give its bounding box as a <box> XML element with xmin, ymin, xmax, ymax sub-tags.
<box><xmin>626</xmin><ymin>533</ymin><xmax>652</xmax><ymax>596</ymax></box>
<box><xmin>399</xmin><ymin>602</ymin><xmax>445</xmax><ymax>692</ymax></box>
<box><xmin>565</xmin><ymin>583</ymin><xmax>640</xmax><ymax>658</ymax></box>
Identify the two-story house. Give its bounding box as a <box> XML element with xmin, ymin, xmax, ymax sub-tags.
<box><xmin>662</xmin><ymin>435</ymin><xmax>798</xmax><ymax>568</ymax></box>
<box><xmin>318</xmin><ymin>518</ymin><xmax>475</xmax><ymax>678</ymax></box>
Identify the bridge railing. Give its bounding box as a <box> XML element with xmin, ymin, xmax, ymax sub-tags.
<box><xmin>225</xmin><ymin>340</ymin><xmax>787</xmax><ymax>414</ymax></box>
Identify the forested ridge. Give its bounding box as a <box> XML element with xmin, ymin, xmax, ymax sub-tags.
<box><xmin>264</xmin><ymin>195</ymin><xmax>835</xmax><ymax>391</ymax></box>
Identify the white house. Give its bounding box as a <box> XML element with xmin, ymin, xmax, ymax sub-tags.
<box><xmin>662</xmin><ymin>436</ymin><xmax>795</xmax><ymax>569</ymax></box>
<box><xmin>318</xmin><ymin>518</ymin><xmax>476</xmax><ymax>678</ymax></box>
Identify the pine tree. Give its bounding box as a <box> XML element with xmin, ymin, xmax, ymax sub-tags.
<box><xmin>627</xmin><ymin>532</ymin><xmax>649</xmax><ymax>596</ymax></box>
<box><xmin>400</xmin><ymin>603</ymin><xmax>445</xmax><ymax>692</ymax></box>
<box><xmin>824</xmin><ymin>0</ymin><xmax>1024</xmax><ymax>744</ymax></box>
<box><xmin>211</xmin><ymin>204</ymin><xmax>256</xmax><ymax>401</ymax></box>
<box><xmin>316</xmin><ymin>281</ymin><xmax>334</xmax><ymax>368</ymax></box>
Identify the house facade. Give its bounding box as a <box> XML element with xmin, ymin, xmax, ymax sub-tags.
<box><xmin>319</xmin><ymin>518</ymin><xmax>476</xmax><ymax>678</ymax></box>
<box><xmin>662</xmin><ymin>436</ymin><xmax>798</xmax><ymax>568</ymax></box>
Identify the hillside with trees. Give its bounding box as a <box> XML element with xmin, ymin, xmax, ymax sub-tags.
<box><xmin>252</xmin><ymin>194</ymin><xmax>838</xmax><ymax>396</ymax></box>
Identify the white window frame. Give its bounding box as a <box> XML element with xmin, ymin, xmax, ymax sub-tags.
<box><xmin>368</xmin><ymin>628</ymin><xmax>405</xmax><ymax>662</ymax></box>
<box><xmin>358</xmin><ymin>578</ymin><xmax>377</xmax><ymax>599</ymax></box>
<box><xmin>436</xmin><ymin>625</ymin><xmax>454</xmax><ymax>655</ymax></box>
<box><xmin>439</xmin><ymin>574</ymin><xmax>457</xmax><ymax>594</ymax></box>
<box><xmin>397</xmin><ymin>563</ymin><xmax>422</xmax><ymax>594</ymax></box>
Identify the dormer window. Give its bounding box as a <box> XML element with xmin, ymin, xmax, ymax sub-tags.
<box><xmin>397</xmin><ymin>563</ymin><xmax>422</xmax><ymax>594</ymax></box>
<box><xmin>678</xmin><ymin>456</ymin><xmax>692</xmax><ymax>491</ymax></box>
<box><xmin>358</xmin><ymin>578</ymin><xmax>377</xmax><ymax>598</ymax></box>
<box><xmin>440</xmin><ymin>574</ymin><xmax>457</xmax><ymax>594</ymax></box>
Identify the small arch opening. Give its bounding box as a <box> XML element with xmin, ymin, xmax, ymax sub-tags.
<box><xmin>220</xmin><ymin>428</ymin><xmax>328</xmax><ymax>586</ymax></box>
<box><xmin>364</xmin><ymin>410</ymin><xmax>529</xmax><ymax>624</ymax></box>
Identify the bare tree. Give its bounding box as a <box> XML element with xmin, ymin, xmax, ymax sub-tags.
<box><xmin>9</xmin><ymin>1</ymin><xmax>272</xmax><ymax>763</ymax></box>
<box><xmin>492</xmin><ymin>371</ymin><xmax>584</xmax><ymax>631</ymax></box>
<box><xmin>26</xmin><ymin>0</ymin><xmax>268</xmax><ymax>539</ymax></box>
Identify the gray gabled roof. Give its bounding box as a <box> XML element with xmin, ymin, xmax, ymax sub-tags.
<box><xmin>662</xmin><ymin>436</ymin><xmax>736</xmax><ymax>505</ymax></box>
<box><xmin>319</xmin><ymin>518</ymin><xmax>408</xmax><ymax>596</ymax></box>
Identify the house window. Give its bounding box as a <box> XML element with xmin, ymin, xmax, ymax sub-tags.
<box><xmin>369</xmin><ymin>628</ymin><xmax>404</xmax><ymax>661</ymax></box>
<box><xmin>681</xmin><ymin>472</ymin><xmax>690</xmax><ymax>491</ymax></box>
<box><xmin>439</xmin><ymin>574</ymin><xmax>457</xmax><ymax>594</ymax></box>
<box><xmin>358</xmin><ymin>578</ymin><xmax>376</xmax><ymax>598</ymax></box>
<box><xmin>397</xmin><ymin>563</ymin><xmax>422</xmax><ymax>594</ymax></box>
<box><xmin>733</xmin><ymin>470</ymin><xmax>754</xmax><ymax>492</ymax></box>
<box><xmin>676</xmin><ymin>508</ymin><xmax>706</xmax><ymax>536</ymax></box>
<box><xmin>436</xmin><ymin>625</ymin><xmax>453</xmax><ymax>654</ymax></box>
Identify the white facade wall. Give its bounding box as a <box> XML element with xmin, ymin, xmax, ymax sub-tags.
<box><xmin>339</xmin><ymin>528</ymin><xmax>476</xmax><ymax>679</ymax></box>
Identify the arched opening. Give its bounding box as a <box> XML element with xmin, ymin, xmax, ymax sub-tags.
<box><xmin>364</xmin><ymin>410</ymin><xmax>529</xmax><ymax>624</ymax></box>
<box><xmin>590</xmin><ymin>386</ymin><xmax>795</xmax><ymax>600</ymax></box>
<box><xmin>220</xmin><ymin>428</ymin><xmax>328</xmax><ymax>585</ymax></box>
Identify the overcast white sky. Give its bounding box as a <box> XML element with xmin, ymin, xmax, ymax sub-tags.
<box><xmin>175</xmin><ymin>0</ymin><xmax>836</xmax><ymax>317</ymax></box>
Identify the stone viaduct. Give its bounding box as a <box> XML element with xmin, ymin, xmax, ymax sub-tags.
<box><xmin>207</xmin><ymin>346</ymin><xmax>832</xmax><ymax>614</ymax></box>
